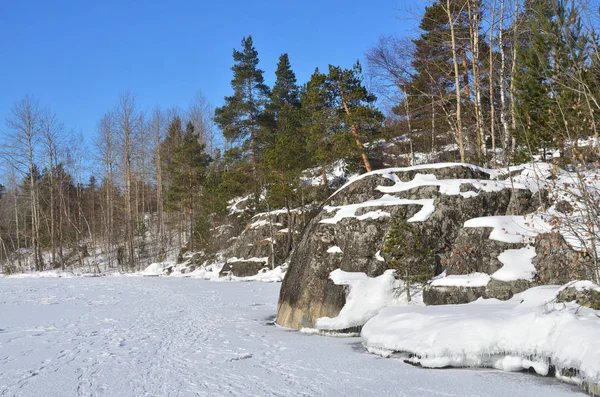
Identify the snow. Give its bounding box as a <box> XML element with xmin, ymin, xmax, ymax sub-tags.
<box><xmin>362</xmin><ymin>285</ymin><xmax>600</xmax><ymax>385</ymax></box>
<box><xmin>430</xmin><ymin>272</ymin><xmax>492</xmax><ymax>287</ymax></box>
<box><xmin>327</xmin><ymin>246</ymin><xmax>343</xmax><ymax>254</ymax></box>
<box><xmin>227</xmin><ymin>194</ymin><xmax>252</xmax><ymax>215</ymax></box>
<box><xmin>331</xmin><ymin>162</ymin><xmax>495</xmax><ymax>197</ymax></box>
<box><xmin>229</xmin><ymin>265</ymin><xmax>287</xmax><ymax>283</ymax></box>
<box><xmin>464</xmin><ymin>215</ymin><xmax>545</xmax><ymax>244</ymax></box>
<box><xmin>316</xmin><ymin>270</ymin><xmax>403</xmax><ymax>331</ymax></box>
<box><xmin>375</xmin><ymin>250</ymin><xmax>385</xmax><ymax>262</ymax></box>
<box><xmin>558</xmin><ymin>280</ymin><xmax>600</xmax><ymax>293</ymax></box>
<box><xmin>320</xmin><ymin>195</ymin><xmax>435</xmax><ymax>224</ymax></box>
<box><xmin>226</xmin><ymin>256</ymin><xmax>269</xmax><ymax>263</ymax></box>
<box><xmin>301</xmin><ymin>159</ymin><xmax>356</xmax><ymax>187</ymax></box>
<box><xmin>376</xmin><ymin>173</ymin><xmax>527</xmax><ymax>198</ymax></box>
<box><xmin>492</xmin><ymin>246</ymin><xmax>537</xmax><ymax>282</ymax></box>
<box><xmin>140</xmin><ymin>261</ymin><xmax>176</xmax><ymax>276</ymax></box>
<box><xmin>248</xmin><ymin>219</ymin><xmax>283</xmax><ymax>229</ymax></box>
<box><xmin>0</xmin><ymin>277</ymin><xmax>585</xmax><ymax>396</ymax></box>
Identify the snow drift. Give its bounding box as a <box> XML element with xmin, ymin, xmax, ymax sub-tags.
<box><xmin>361</xmin><ymin>285</ymin><xmax>600</xmax><ymax>384</ymax></box>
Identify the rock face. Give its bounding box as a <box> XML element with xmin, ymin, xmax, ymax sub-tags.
<box><xmin>219</xmin><ymin>260</ymin><xmax>270</xmax><ymax>278</ymax></box>
<box><xmin>276</xmin><ymin>164</ymin><xmax>541</xmax><ymax>330</ymax></box>
<box><xmin>556</xmin><ymin>281</ymin><xmax>600</xmax><ymax>310</ymax></box>
<box><xmin>422</xmin><ymin>279</ymin><xmax>532</xmax><ymax>305</ymax></box>
<box><xmin>222</xmin><ymin>208</ymin><xmax>315</xmax><ymax>277</ymax></box>
<box><xmin>533</xmin><ymin>233</ymin><xmax>593</xmax><ymax>284</ymax></box>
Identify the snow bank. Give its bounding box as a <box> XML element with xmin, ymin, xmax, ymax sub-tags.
<box><xmin>558</xmin><ymin>280</ymin><xmax>600</xmax><ymax>293</ymax></box>
<box><xmin>239</xmin><ymin>265</ymin><xmax>286</xmax><ymax>282</ymax></box>
<box><xmin>140</xmin><ymin>261</ymin><xmax>176</xmax><ymax>276</ymax></box>
<box><xmin>315</xmin><ymin>269</ymin><xmax>404</xmax><ymax>331</ymax></box>
<box><xmin>5</xmin><ymin>270</ymin><xmax>80</xmax><ymax>279</ymax></box>
<box><xmin>362</xmin><ymin>285</ymin><xmax>600</xmax><ymax>383</ymax></box>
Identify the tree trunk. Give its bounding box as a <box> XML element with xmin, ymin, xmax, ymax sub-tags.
<box><xmin>499</xmin><ymin>0</ymin><xmax>511</xmax><ymax>165</ymax></box>
<box><xmin>447</xmin><ymin>0</ymin><xmax>466</xmax><ymax>163</ymax></box>
<box><xmin>509</xmin><ymin>0</ymin><xmax>520</xmax><ymax>160</ymax></box>
<box><xmin>468</xmin><ymin>0</ymin><xmax>486</xmax><ymax>164</ymax></box>
<box><xmin>340</xmin><ymin>90</ymin><xmax>372</xmax><ymax>172</ymax></box>
<box><xmin>489</xmin><ymin>0</ymin><xmax>497</xmax><ymax>167</ymax></box>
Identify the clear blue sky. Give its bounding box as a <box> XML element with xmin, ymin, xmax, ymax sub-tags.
<box><xmin>0</xmin><ymin>0</ymin><xmax>422</xmax><ymax>147</ymax></box>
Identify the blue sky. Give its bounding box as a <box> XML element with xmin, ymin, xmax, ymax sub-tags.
<box><xmin>0</xmin><ymin>0</ymin><xmax>422</xmax><ymax>147</ymax></box>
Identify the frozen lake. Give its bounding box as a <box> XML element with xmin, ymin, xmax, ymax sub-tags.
<box><xmin>0</xmin><ymin>277</ymin><xmax>584</xmax><ymax>396</ymax></box>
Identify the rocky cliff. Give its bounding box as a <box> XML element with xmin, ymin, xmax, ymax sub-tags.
<box><xmin>276</xmin><ymin>162</ymin><xmax>590</xmax><ymax>330</ymax></box>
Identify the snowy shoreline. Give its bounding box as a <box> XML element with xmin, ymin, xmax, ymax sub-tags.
<box><xmin>0</xmin><ymin>277</ymin><xmax>585</xmax><ymax>396</ymax></box>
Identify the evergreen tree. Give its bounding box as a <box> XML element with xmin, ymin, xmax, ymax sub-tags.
<box><xmin>401</xmin><ymin>0</ymin><xmax>475</xmax><ymax>156</ymax></box>
<box><xmin>513</xmin><ymin>0</ymin><xmax>593</xmax><ymax>157</ymax></box>
<box><xmin>383</xmin><ymin>217</ymin><xmax>434</xmax><ymax>302</ymax></box>
<box><xmin>326</xmin><ymin>62</ymin><xmax>384</xmax><ymax>172</ymax></box>
<box><xmin>263</xmin><ymin>53</ymin><xmax>306</xmax><ymax>255</ymax></box>
<box><xmin>166</xmin><ymin>122</ymin><xmax>211</xmax><ymax>251</ymax></box>
<box><xmin>214</xmin><ymin>36</ymin><xmax>270</xmax><ymax>184</ymax></box>
<box><xmin>302</xmin><ymin>68</ymin><xmax>337</xmax><ymax>190</ymax></box>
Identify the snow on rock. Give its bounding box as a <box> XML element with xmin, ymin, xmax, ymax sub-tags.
<box><xmin>375</xmin><ymin>250</ymin><xmax>385</xmax><ymax>262</ymax></box>
<box><xmin>327</xmin><ymin>246</ymin><xmax>343</xmax><ymax>254</ymax></box>
<box><xmin>320</xmin><ymin>195</ymin><xmax>435</xmax><ymax>224</ymax></box>
<box><xmin>362</xmin><ymin>285</ymin><xmax>600</xmax><ymax>384</ymax></box>
<box><xmin>301</xmin><ymin>159</ymin><xmax>354</xmax><ymax>188</ymax></box>
<box><xmin>492</xmin><ymin>246</ymin><xmax>537</xmax><ymax>282</ymax></box>
<box><xmin>430</xmin><ymin>272</ymin><xmax>492</xmax><ymax>288</ymax></box>
<box><xmin>226</xmin><ymin>256</ymin><xmax>269</xmax><ymax>263</ymax></box>
<box><xmin>221</xmin><ymin>265</ymin><xmax>287</xmax><ymax>283</ymax></box>
<box><xmin>248</xmin><ymin>219</ymin><xmax>283</xmax><ymax>229</ymax></box>
<box><xmin>227</xmin><ymin>194</ymin><xmax>253</xmax><ymax>215</ymax></box>
<box><xmin>559</xmin><ymin>280</ymin><xmax>600</xmax><ymax>293</ymax></box>
<box><xmin>315</xmin><ymin>269</ymin><xmax>402</xmax><ymax>331</ymax></box>
<box><xmin>140</xmin><ymin>261</ymin><xmax>176</xmax><ymax>276</ymax></box>
<box><xmin>376</xmin><ymin>172</ymin><xmax>527</xmax><ymax>198</ymax></box>
<box><xmin>331</xmin><ymin>162</ymin><xmax>493</xmax><ymax>197</ymax></box>
<box><xmin>464</xmin><ymin>215</ymin><xmax>546</xmax><ymax>243</ymax></box>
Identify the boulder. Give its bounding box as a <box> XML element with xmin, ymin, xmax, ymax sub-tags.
<box><xmin>423</xmin><ymin>285</ymin><xmax>487</xmax><ymax>305</ymax></box>
<box><xmin>423</xmin><ymin>279</ymin><xmax>532</xmax><ymax>305</ymax></box>
<box><xmin>219</xmin><ymin>259</ymin><xmax>269</xmax><ymax>278</ymax></box>
<box><xmin>556</xmin><ymin>281</ymin><xmax>600</xmax><ymax>310</ymax></box>
<box><xmin>227</xmin><ymin>207</ymin><xmax>315</xmax><ymax>272</ymax></box>
<box><xmin>276</xmin><ymin>164</ymin><xmax>540</xmax><ymax>330</ymax></box>
<box><xmin>533</xmin><ymin>233</ymin><xmax>592</xmax><ymax>284</ymax></box>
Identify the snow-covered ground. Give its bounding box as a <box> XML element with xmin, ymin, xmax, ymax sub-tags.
<box><xmin>0</xmin><ymin>278</ymin><xmax>584</xmax><ymax>396</ymax></box>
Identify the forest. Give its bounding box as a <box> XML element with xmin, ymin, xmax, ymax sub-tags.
<box><xmin>1</xmin><ymin>0</ymin><xmax>599</xmax><ymax>274</ymax></box>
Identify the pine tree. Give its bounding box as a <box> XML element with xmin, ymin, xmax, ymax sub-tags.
<box><xmin>383</xmin><ymin>217</ymin><xmax>434</xmax><ymax>302</ymax></box>
<box><xmin>513</xmin><ymin>0</ymin><xmax>593</xmax><ymax>157</ymax></box>
<box><xmin>402</xmin><ymin>0</ymin><xmax>474</xmax><ymax>159</ymax></box>
<box><xmin>166</xmin><ymin>122</ymin><xmax>211</xmax><ymax>251</ymax></box>
<box><xmin>302</xmin><ymin>68</ymin><xmax>336</xmax><ymax>190</ymax></box>
<box><xmin>214</xmin><ymin>36</ymin><xmax>270</xmax><ymax>187</ymax></box>
<box><xmin>263</xmin><ymin>53</ymin><xmax>306</xmax><ymax>256</ymax></box>
<box><xmin>326</xmin><ymin>62</ymin><xmax>383</xmax><ymax>172</ymax></box>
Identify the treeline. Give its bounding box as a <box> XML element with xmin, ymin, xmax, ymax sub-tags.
<box><xmin>0</xmin><ymin>36</ymin><xmax>385</xmax><ymax>273</ymax></box>
<box><xmin>367</xmin><ymin>0</ymin><xmax>600</xmax><ymax>165</ymax></box>
<box><xmin>1</xmin><ymin>0</ymin><xmax>599</xmax><ymax>273</ymax></box>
